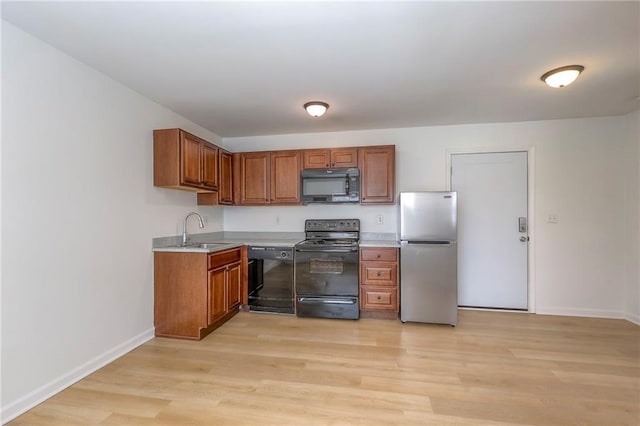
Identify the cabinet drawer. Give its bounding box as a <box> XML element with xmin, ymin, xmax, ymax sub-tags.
<box><xmin>360</xmin><ymin>286</ymin><xmax>398</xmax><ymax>311</ymax></box>
<box><xmin>208</xmin><ymin>248</ymin><xmax>242</xmax><ymax>270</ymax></box>
<box><xmin>360</xmin><ymin>262</ymin><xmax>397</xmax><ymax>286</ymax></box>
<box><xmin>360</xmin><ymin>247</ymin><xmax>398</xmax><ymax>262</ymax></box>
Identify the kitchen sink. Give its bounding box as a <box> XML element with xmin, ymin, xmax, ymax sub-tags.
<box><xmin>197</xmin><ymin>243</ymin><xmax>228</xmax><ymax>248</ymax></box>
<box><xmin>184</xmin><ymin>242</ymin><xmax>228</xmax><ymax>248</ymax></box>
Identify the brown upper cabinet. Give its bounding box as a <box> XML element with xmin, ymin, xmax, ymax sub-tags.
<box><xmin>218</xmin><ymin>149</ymin><xmax>233</xmax><ymax>205</ymax></box>
<box><xmin>154</xmin><ymin>128</ymin><xmax>219</xmax><ymax>192</ymax></box>
<box><xmin>154</xmin><ymin>128</ymin><xmax>394</xmax><ymax>206</ymax></box>
<box><xmin>359</xmin><ymin>145</ymin><xmax>395</xmax><ymax>204</ymax></box>
<box><xmin>238</xmin><ymin>150</ymin><xmax>302</xmax><ymax>205</ymax></box>
<box><xmin>303</xmin><ymin>147</ymin><xmax>358</xmax><ymax>169</ymax></box>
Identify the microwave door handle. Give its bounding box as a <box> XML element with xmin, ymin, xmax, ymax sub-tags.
<box><xmin>345</xmin><ymin>176</ymin><xmax>349</xmax><ymax>194</ymax></box>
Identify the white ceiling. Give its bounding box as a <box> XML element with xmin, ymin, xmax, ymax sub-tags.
<box><xmin>2</xmin><ymin>1</ymin><xmax>639</xmax><ymax>138</ymax></box>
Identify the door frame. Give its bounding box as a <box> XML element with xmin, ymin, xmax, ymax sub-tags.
<box><xmin>445</xmin><ymin>147</ymin><xmax>536</xmax><ymax>313</ymax></box>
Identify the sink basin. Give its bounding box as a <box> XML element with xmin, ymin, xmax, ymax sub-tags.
<box><xmin>196</xmin><ymin>243</ymin><xmax>228</xmax><ymax>248</ymax></box>
<box><xmin>172</xmin><ymin>242</ymin><xmax>230</xmax><ymax>249</ymax></box>
<box><xmin>155</xmin><ymin>242</ymin><xmax>234</xmax><ymax>252</ymax></box>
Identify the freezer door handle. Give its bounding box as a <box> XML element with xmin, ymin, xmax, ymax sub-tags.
<box><xmin>401</xmin><ymin>241</ymin><xmax>453</xmax><ymax>246</ymax></box>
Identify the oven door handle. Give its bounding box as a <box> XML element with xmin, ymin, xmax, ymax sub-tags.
<box><xmin>295</xmin><ymin>247</ymin><xmax>358</xmax><ymax>253</ymax></box>
<box><xmin>297</xmin><ymin>297</ymin><xmax>357</xmax><ymax>305</ymax></box>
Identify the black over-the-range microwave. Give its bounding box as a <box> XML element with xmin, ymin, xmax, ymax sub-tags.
<box><xmin>301</xmin><ymin>167</ymin><xmax>360</xmax><ymax>204</ymax></box>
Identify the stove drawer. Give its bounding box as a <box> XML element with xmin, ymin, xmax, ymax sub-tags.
<box><xmin>296</xmin><ymin>296</ymin><xmax>359</xmax><ymax>319</ymax></box>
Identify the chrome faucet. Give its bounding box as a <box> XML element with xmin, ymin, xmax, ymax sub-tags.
<box><xmin>182</xmin><ymin>212</ymin><xmax>205</xmax><ymax>245</ymax></box>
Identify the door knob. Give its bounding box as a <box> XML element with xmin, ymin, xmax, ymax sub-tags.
<box><xmin>519</xmin><ymin>236</ymin><xmax>529</xmax><ymax>242</ymax></box>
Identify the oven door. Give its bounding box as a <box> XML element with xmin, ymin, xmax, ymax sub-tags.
<box><xmin>294</xmin><ymin>247</ymin><xmax>359</xmax><ymax>297</ymax></box>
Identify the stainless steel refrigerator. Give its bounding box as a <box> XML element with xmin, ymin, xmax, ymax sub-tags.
<box><xmin>399</xmin><ymin>191</ymin><xmax>458</xmax><ymax>325</ymax></box>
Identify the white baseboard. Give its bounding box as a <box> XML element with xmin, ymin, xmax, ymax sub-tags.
<box><xmin>625</xmin><ymin>311</ymin><xmax>640</xmax><ymax>325</ymax></box>
<box><xmin>0</xmin><ymin>327</ymin><xmax>154</xmax><ymax>424</ymax></box>
<box><xmin>535</xmin><ymin>306</ymin><xmax>625</xmax><ymax>320</ymax></box>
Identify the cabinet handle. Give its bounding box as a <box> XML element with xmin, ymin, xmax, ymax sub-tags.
<box><xmin>377</xmin><ymin>296</ymin><xmax>381</xmax><ymax>300</ymax></box>
<box><xmin>377</xmin><ymin>272</ymin><xmax>382</xmax><ymax>277</ymax></box>
<box><xmin>377</xmin><ymin>254</ymin><xmax>381</xmax><ymax>259</ymax></box>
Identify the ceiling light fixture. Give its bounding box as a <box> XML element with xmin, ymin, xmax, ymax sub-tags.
<box><xmin>304</xmin><ymin>101</ymin><xmax>329</xmax><ymax>117</ymax></box>
<box><xmin>540</xmin><ymin>65</ymin><xmax>585</xmax><ymax>88</ymax></box>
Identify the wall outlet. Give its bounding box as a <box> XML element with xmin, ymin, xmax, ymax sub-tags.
<box><xmin>376</xmin><ymin>214</ymin><xmax>384</xmax><ymax>225</ymax></box>
<box><xmin>547</xmin><ymin>213</ymin><xmax>559</xmax><ymax>223</ymax></box>
<box><xmin>275</xmin><ymin>216</ymin><xmax>280</xmax><ymax>225</ymax></box>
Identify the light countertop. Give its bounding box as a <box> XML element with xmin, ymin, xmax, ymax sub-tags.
<box><xmin>152</xmin><ymin>238</ymin><xmax>304</xmax><ymax>253</ymax></box>
<box><xmin>152</xmin><ymin>242</ymin><xmax>245</xmax><ymax>253</ymax></box>
<box><xmin>359</xmin><ymin>240</ymin><xmax>400</xmax><ymax>248</ymax></box>
<box><xmin>153</xmin><ymin>235</ymin><xmax>399</xmax><ymax>253</ymax></box>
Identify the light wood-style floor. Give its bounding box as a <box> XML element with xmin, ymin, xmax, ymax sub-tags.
<box><xmin>10</xmin><ymin>310</ymin><xmax>640</xmax><ymax>425</ymax></box>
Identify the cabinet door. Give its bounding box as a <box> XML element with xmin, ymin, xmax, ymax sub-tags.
<box><xmin>331</xmin><ymin>148</ymin><xmax>358</xmax><ymax>168</ymax></box>
<box><xmin>226</xmin><ymin>262</ymin><xmax>242</xmax><ymax>310</ymax></box>
<box><xmin>270</xmin><ymin>150</ymin><xmax>301</xmax><ymax>204</ymax></box>
<box><xmin>218</xmin><ymin>150</ymin><xmax>233</xmax><ymax>205</ymax></box>
<box><xmin>359</xmin><ymin>146</ymin><xmax>395</xmax><ymax>204</ymax></box>
<box><xmin>303</xmin><ymin>149</ymin><xmax>331</xmax><ymax>169</ymax></box>
<box><xmin>209</xmin><ymin>268</ymin><xmax>227</xmax><ymax>323</ymax></box>
<box><xmin>202</xmin><ymin>143</ymin><xmax>219</xmax><ymax>190</ymax></box>
<box><xmin>181</xmin><ymin>133</ymin><xmax>202</xmax><ymax>186</ymax></box>
<box><xmin>240</xmin><ymin>152</ymin><xmax>270</xmax><ymax>205</ymax></box>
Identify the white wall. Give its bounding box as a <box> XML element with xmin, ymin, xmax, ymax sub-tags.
<box><xmin>224</xmin><ymin>114</ymin><xmax>636</xmax><ymax>321</ymax></box>
<box><xmin>1</xmin><ymin>22</ymin><xmax>224</xmax><ymax>421</ymax></box>
<box><xmin>623</xmin><ymin>110</ymin><xmax>640</xmax><ymax>323</ymax></box>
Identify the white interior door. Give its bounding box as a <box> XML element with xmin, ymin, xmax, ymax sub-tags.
<box><xmin>451</xmin><ymin>152</ymin><xmax>528</xmax><ymax>310</ymax></box>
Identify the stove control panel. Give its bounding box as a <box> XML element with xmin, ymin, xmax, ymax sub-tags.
<box><xmin>304</xmin><ymin>219</ymin><xmax>360</xmax><ymax>232</ymax></box>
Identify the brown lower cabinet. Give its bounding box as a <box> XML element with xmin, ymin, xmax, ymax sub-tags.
<box><xmin>154</xmin><ymin>246</ymin><xmax>245</xmax><ymax>340</ymax></box>
<box><xmin>359</xmin><ymin>247</ymin><xmax>399</xmax><ymax>315</ymax></box>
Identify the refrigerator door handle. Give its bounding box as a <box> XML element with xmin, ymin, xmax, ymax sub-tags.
<box><xmin>401</xmin><ymin>240</ymin><xmax>453</xmax><ymax>246</ymax></box>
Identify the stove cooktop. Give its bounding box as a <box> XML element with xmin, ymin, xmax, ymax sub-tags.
<box><xmin>297</xmin><ymin>239</ymin><xmax>359</xmax><ymax>247</ymax></box>
<box><xmin>297</xmin><ymin>219</ymin><xmax>361</xmax><ymax>250</ymax></box>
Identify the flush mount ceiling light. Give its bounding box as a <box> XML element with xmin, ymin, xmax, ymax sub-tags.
<box><xmin>304</xmin><ymin>101</ymin><xmax>329</xmax><ymax>117</ymax></box>
<box><xmin>540</xmin><ymin>65</ymin><xmax>585</xmax><ymax>88</ymax></box>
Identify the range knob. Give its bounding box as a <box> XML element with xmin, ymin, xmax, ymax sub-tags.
<box><xmin>280</xmin><ymin>251</ymin><xmax>288</xmax><ymax>259</ymax></box>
